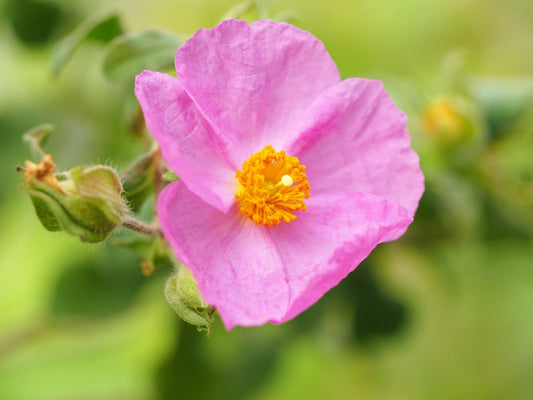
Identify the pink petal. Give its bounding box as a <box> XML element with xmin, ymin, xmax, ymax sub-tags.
<box><xmin>269</xmin><ymin>191</ymin><xmax>412</xmax><ymax>323</ymax></box>
<box><xmin>288</xmin><ymin>78</ymin><xmax>424</xmax><ymax>217</ymax></box>
<box><xmin>159</xmin><ymin>182</ymin><xmax>411</xmax><ymax>328</ymax></box>
<box><xmin>157</xmin><ymin>181</ymin><xmax>289</xmax><ymax>329</ymax></box>
<box><xmin>135</xmin><ymin>70</ymin><xmax>237</xmax><ymax>213</ymax></box>
<box><xmin>175</xmin><ymin>19</ymin><xmax>340</xmax><ymax>166</ymax></box>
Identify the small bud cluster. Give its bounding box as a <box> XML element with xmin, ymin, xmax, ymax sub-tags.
<box><xmin>22</xmin><ymin>155</ymin><xmax>128</xmax><ymax>243</ymax></box>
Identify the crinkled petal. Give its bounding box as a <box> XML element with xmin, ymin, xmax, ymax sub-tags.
<box><xmin>175</xmin><ymin>19</ymin><xmax>340</xmax><ymax>165</ymax></box>
<box><xmin>157</xmin><ymin>181</ymin><xmax>289</xmax><ymax>329</ymax></box>
<box><xmin>288</xmin><ymin>78</ymin><xmax>424</xmax><ymax>216</ymax></box>
<box><xmin>269</xmin><ymin>191</ymin><xmax>412</xmax><ymax>323</ymax></box>
<box><xmin>135</xmin><ymin>70</ymin><xmax>236</xmax><ymax>213</ymax></box>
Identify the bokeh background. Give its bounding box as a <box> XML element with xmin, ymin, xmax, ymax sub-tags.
<box><xmin>1</xmin><ymin>0</ymin><xmax>533</xmax><ymax>399</ymax></box>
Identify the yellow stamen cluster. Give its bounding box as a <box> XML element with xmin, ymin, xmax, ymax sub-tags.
<box><xmin>235</xmin><ymin>145</ymin><xmax>310</xmax><ymax>226</ymax></box>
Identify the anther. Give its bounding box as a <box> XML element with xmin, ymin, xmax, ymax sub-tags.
<box><xmin>235</xmin><ymin>145</ymin><xmax>310</xmax><ymax>226</ymax></box>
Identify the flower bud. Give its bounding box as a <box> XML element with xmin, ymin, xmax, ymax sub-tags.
<box><xmin>23</xmin><ymin>155</ymin><xmax>128</xmax><ymax>242</ymax></box>
<box><xmin>164</xmin><ymin>266</ymin><xmax>214</xmax><ymax>335</ymax></box>
<box><xmin>421</xmin><ymin>97</ymin><xmax>474</xmax><ymax>145</ymax></box>
<box><xmin>419</xmin><ymin>95</ymin><xmax>488</xmax><ymax>172</ymax></box>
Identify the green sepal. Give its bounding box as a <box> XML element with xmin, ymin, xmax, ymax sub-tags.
<box><xmin>25</xmin><ymin>166</ymin><xmax>128</xmax><ymax>243</ymax></box>
<box><xmin>103</xmin><ymin>29</ymin><xmax>184</xmax><ymax>80</ymax></box>
<box><xmin>27</xmin><ymin>185</ymin><xmax>112</xmax><ymax>242</ymax></box>
<box><xmin>165</xmin><ymin>267</ymin><xmax>214</xmax><ymax>336</ymax></box>
<box><xmin>28</xmin><ymin>190</ymin><xmax>63</xmax><ymax>232</ymax></box>
<box><xmin>121</xmin><ymin>152</ymin><xmax>156</xmax><ymax>213</ymax></box>
<box><xmin>161</xmin><ymin>171</ymin><xmax>179</xmax><ymax>182</ymax></box>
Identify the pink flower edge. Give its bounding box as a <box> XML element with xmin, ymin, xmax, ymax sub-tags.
<box><xmin>158</xmin><ymin>181</ymin><xmax>412</xmax><ymax>329</ymax></box>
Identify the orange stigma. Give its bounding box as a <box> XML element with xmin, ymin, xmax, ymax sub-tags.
<box><xmin>235</xmin><ymin>145</ymin><xmax>310</xmax><ymax>226</ymax></box>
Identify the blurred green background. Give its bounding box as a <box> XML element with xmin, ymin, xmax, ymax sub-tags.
<box><xmin>1</xmin><ymin>0</ymin><xmax>533</xmax><ymax>399</ymax></box>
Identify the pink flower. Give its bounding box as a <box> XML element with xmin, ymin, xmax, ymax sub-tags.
<box><xmin>135</xmin><ymin>19</ymin><xmax>424</xmax><ymax>329</ymax></box>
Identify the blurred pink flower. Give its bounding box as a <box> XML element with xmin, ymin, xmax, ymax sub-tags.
<box><xmin>135</xmin><ymin>19</ymin><xmax>424</xmax><ymax>329</ymax></box>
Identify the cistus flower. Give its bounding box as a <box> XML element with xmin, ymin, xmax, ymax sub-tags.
<box><xmin>135</xmin><ymin>19</ymin><xmax>424</xmax><ymax>329</ymax></box>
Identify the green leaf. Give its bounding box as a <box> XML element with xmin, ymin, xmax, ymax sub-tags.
<box><xmin>468</xmin><ymin>77</ymin><xmax>533</xmax><ymax>138</ymax></box>
<box><xmin>52</xmin><ymin>12</ymin><xmax>124</xmax><ymax>76</ymax></box>
<box><xmin>4</xmin><ymin>0</ymin><xmax>62</xmax><ymax>45</ymax></box>
<box><xmin>103</xmin><ymin>29</ymin><xmax>184</xmax><ymax>80</ymax></box>
<box><xmin>22</xmin><ymin>123</ymin><xmax>54</xmax><ymax>160</ymax></box>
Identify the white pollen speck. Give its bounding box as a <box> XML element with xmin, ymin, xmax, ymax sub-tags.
<box><xmin>281</xmin><ymin>175</ymin><xmax>293</xmax><ymax>186</ymax></box>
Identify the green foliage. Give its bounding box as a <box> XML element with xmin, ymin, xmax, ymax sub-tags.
<box><xmin>469</xmin><ymin>77</ymin><xmax>533</xmax><ymax>139</ymax></box>
<box><xmin>112</xmin><ymin>234</ymin><xmax>174</xmax><ymax>275</ymax></box>
<box><xmin>52</xmin><ymin>12</ymin><xmax>124</xmax><ymax>76</ymax></box>
<box><xmin>22</xmin><ymin>123</ymin><xmax>53</xmax><ymax>160</ymax></box>
<box><xmin>4</xmin><ymin>0</ymin><xmax>63</xmax><ymax>45</ymax></box>
<box><xmin>49</xmin><ymin>246</ymin><xmax>145</xmax><ymax>317</ymax></box>
<box><xmin>103</xmin><ymin>29</ymin><xmax>184</xmax><ymax>80</ymax></box>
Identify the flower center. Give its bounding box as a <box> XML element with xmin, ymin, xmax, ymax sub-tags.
<box><xmin>235</xmin><ymin>145</ymin><xmax>311</xmax><ymax>226</ymax></box>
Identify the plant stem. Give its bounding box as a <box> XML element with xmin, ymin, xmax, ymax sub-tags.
<box><xmin>122</xmin><ymin>217</ymin><xmax>159</xmax><ymax>235</ymax></box>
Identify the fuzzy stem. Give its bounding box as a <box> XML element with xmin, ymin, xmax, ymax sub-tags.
<box><xmin>122</xmin><ymin>217</ymin><xmax>159</xmax><ymax>235</ymax></box>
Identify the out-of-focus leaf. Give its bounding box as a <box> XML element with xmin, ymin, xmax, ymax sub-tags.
<box><xmin>273</xmin><ymin>10</ymin><xmax>300</xmax><ymax>23</ymax></box>
<box><xmin>219</xmin><ymin>0</ymin><xmax>271</xmax><ymax>21</ymax></box>
<box><xmin>48</xmin><ymin>245</ymin><xmax>145</xmax><ymax>317</ymax></box>
<box><xmin>254</xmin><ymin>0</ymin><xmax>269</xmax><ymax>19</ymax></box>
<box><xmin>22</xmin><ymin>123</ymin><xmax>54</xmax><ymax>160</ymax></box>
<box><xmin>220</xmin><ymin>0</ymin><xmax>255</xmax><ymax>21</ymax></box>
<box><xmin>103</xmin><ymin>29</ymin><xmax>184</xmax><ymax>80</ymax></box>
<box><xmin>52</xmin><ymin>12</ymin><xmax>124</xmax><ymax>76</ymax></box>
<box><xmin>478</xmin><ymin>109</ymin><xmax>533</xmax><ymax>231</ymax></box>
<box><xmin>5</xmin><ymin>0</ymin><xmax>62</xmax><ymax>46</ymax></box>
<box><xmin>468</xmin><ymin>76</ymin><xmax>533</xmax><ymax>138</ymax></box>
<box><xmin>111</xmin><ymin>235</ymin><xmax>174</xmax><ymax>275</ymax></box>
